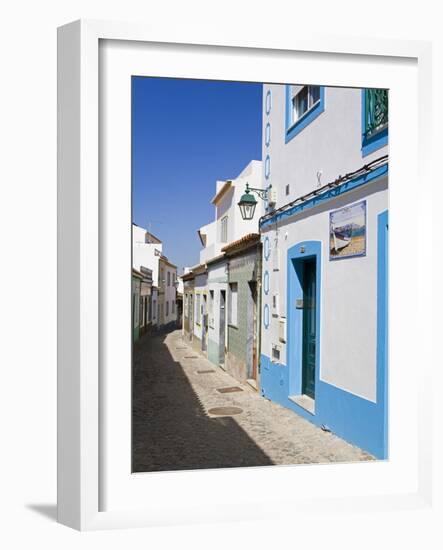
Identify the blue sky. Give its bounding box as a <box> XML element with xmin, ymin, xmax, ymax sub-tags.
<box><xmin>132</xmin><ymin>77</ymin><xmax>262</xmax><ymax>273</ymax></box>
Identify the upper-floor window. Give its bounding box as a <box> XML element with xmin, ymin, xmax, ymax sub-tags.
<box><xmin>167</xmin><ymin>271</ymin><xmax>171</xmax><ymax>287</ymax></box>
<box><xmin>285</xmin><ymin>84</ymin><xmax>325</xmax><ymax>143</ymax></box>
<box><xmin>361</xmin><ymin>88</ymin><xmax>388</xmax><ymax>157</ymax></box>
<box><xmin>220</xmin><ymin>216</ymin><xmax>228</xmax><ymax>243</ymax></box>
<box><xmin>160</xmin><ymin>267</ymin><xmax>165</xmax><ymax>285</ymax></box>
<box><xmin>364</xmin><ymin>89</ymin><xmax>388</xmax><ymax>138</ymax></box>
<box><xmin>166</xmin><ymin>301</ymin><xmax>169</xmax><ymax>316</ymax></box>
<box><xmin>292</xmin><ymin>86</ymin><xmax>320</xmax><ymax>123</ymax></box>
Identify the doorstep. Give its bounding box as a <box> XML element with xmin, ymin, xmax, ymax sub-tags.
<box><xmin>289</xmin><ymin>394</ymin><xmax>315</xmax><ymax>415</ymax></box>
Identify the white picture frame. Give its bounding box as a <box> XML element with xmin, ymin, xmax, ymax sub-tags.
<box><xmin>57</xmin><ymin>19</ymin><xmax>433</xmax><ymax>531</ymax></box>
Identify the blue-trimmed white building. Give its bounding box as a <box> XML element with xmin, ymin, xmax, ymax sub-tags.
<box><xmin>259</xmin><ymin>84</ymin><xmax>388</xmax><ymax>458</ymax></box>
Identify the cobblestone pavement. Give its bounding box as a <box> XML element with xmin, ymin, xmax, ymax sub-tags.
<box><xmin>133</xmin><ymin>330</ymin><xmax>373</xmax><ymax>472</ymax></box>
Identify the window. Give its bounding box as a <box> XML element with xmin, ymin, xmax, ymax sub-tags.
<box><xmin>362</xmin><ymin>88</ymin><xmax>388</xmax><ymax>156</ymax></box>
<box><xmin>172</xmin><ymin>300</ymin><xmax>175</xmax><ymax>314</ymax></box>
<box><xmin>166</xmin><ymin>301</ymin><xmax>169</xmax><ymax>316</ymax></box>
<box><xmin>292</xmin><ymin>85</ymin><xmax>320</xmax><ymax>123</ymax></box>
<box><xmin>285</xmin><ymin>184</ymin><xmax>290</xmax><ymax>196</ymax></box>
<box><xmin>160</xmin><ymin>267</ymin><xmax>165</xmax><ymax>286</ymax></box>
<box><xmin>152</xmin><ymin>300</ymin><xmax>156</xmax><ymax>319</ymax></box>
<box><xmin>196</xmin><ymin>294</ymin><xmax>201</xmax><ymax>324</ymax></box>
<box><xmin>167</xmin><ymin>272</ymin><xmax>171</xmax><ymax>287</ymax></box>
<box><xmin>364</xmin><ymin>89</ymin><xmax>388</xmax><ymax>137</ymax></box>
<box><xmin>220</xmin><ymin>216</ymin><xmax>228</xmax><ymax>243</ymax></box>
<box><xmin>228</xmin><ymin>283</ymin><xmax>238</xmax><ymax>326</ymax></box>
<box><xmin>285</xmin><ymin>85</ymin><xmax>324</xmax><ymax>143</ymax></box>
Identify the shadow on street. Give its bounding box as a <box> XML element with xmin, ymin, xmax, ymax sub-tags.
<box><xmin>132</xmin><ymin>331</ymin><xmax>273</xmax><ymax>472</ymax></box>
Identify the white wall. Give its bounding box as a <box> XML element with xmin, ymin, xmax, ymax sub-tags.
<box><xmin>206</xmin><ymin>261</ymin><xmax>228</xmax><ymax>348</ymax></box>
<box><xmin>230</xmin><ymin>160</ymin><xmax>265</xmax><ymax>240</ymax></box>
<box><xmin>193</xmin><ymin>271</ymin><xmax>208</xmax><ymax>339</ymax></box>
<box><xmin>132</xmin><ymin>224</ymin><xmax>163</xmax><ymax>286</ymax></box>
<box><xmin>199</xmin><ymin>221</ymin><xmax>217</xmax><ymax>263</ymax></box>
<box><xmin>163</xmin><ymin>264</ymin><xmax>177</xmax><ymax>324</ymax></box>
<box><xmin>199</xmin><ymin>160</ymin><xmax>264</xmax><ymax>264</ymax></box>
<box><xmin>262</xmin><ymin>85</ymin><xmax>388</xmax><ymax>209</ymax></box>
<box><xmin>151</xmin><ymin>287</ymin><xmax>159</xmax><ymax>326</ymax></box>
<box><xmin>132</xmin><ymin>224</ymin><xmax>147</xmax><ymax>243</ymax></box>
<box><xmin>261</xmin><ymin>179</ymin><xmax>388</xmax><ymax>402</ymax></box>
<box><xmin>176</xmin><ymin>276</ymin><xmax>184</xmax><ymax>295</ymax></box>
<box><xmin>260</xmin><ymin>84</ymin><xmax>389</xmax><ymax>401</ymax></box>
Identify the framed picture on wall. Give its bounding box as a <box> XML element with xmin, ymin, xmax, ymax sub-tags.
<box><xmin>329</xmin><ymin>200</ymin><xmax>367</xmax><ymax>260</ymax></box>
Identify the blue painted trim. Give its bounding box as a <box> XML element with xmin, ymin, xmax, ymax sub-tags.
<box><xmin>265</xmin><ymin>122</ymin><xmax>271</xmax><ymax>147</ymax></box>
<box><xmin>263</xmin><ymin>304</ymin><xmax>270</xmax><ymax>329</ymax></box>
<box><xmin>260</xmin><ymin>212</ymin><xmax>388</xmax><ymax>458</ymax></box>
<box><xmin>265</xmin><ymin>89</ymin><xmax>272</xmax><ymax>115</ymax></box>
<box><xmin>263</xmin><ymin>236</ymin><xmax>270</xmax><ymax>261</ymax></box>
<box><xmin>264</xmin><ymin>155</ymin><xmax>271</xmax><ymax>180</ymax></box>
<box><xmin>263</xmin><ymin>270</ymin><xmax>270</xmax><ymax>295</ymax></box>
<box><xmin>285</xmin><ymin>85</ymin><xmax>325</xmax><ymax>143</ymax></box>
<box><xmin>286</xmin><ymin>241</ymin><xmax>322</xmax><ymax>397</ymax></box>
<box><xmin>260</xmin><ymin>163</ymin><xmax>388</xmax><ymax>229</ymax></box>
<box><xmin>361</xmin><ymin>89</ymin><xmax>388</xmax><ymax>157</ymax></box>
<box><xmin>377</xmin><ymin>210</ymin><xmax>389</xmax><ymax>457</ymax></box>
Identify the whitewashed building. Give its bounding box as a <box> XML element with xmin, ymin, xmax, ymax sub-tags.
<box><xmin>132</xmin><ymin>224</ymin><xmax>177</xmax><ymax>330</ymax></box>
<box><xmin>183</xmin><ymin>160</ymin><xmax>264</xmax><ymax>385</ymax></box>
<box><xmin>258</xmin><ymin>84</ymin><xmax>388</xmax><ymax>458</ymax></box>
<box><xmin>158</xmin><ymin>255</ymin><xmax>178</xmax><ymax>328</ymax></box>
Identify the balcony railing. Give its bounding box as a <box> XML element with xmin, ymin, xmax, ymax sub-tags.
<box><xmin>364</xmin><ymin>89</ymin><xmax>388</xmax><ymax>138</ymax></box>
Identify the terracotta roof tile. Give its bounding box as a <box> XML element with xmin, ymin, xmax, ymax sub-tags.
<box><xmin>221</xmin><ymin>233</ymin><xmax>260</xmax><ymax>253</ymax></box>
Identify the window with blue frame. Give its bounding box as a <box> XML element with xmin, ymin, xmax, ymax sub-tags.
<box><xmin>361</xmin><ymin>88</ymin><xmax>388</xmax><ymax>157</ymax></box>
<box><xmin>285</xmin><ymin>84</ymin><xmax>325</xmax><ymax>143</ymax></box>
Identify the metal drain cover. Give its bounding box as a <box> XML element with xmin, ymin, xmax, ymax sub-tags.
<box><xmin>197</xmin><ymin>369</ymin><xmax>215</xmax><ymax>374</ymax></box>
<box><xmin>216</xmin><ymin>386</ymin><xmax>243</xmax><ymax>393</ymax></box>
<box><xmin>184</xmin><ymin>355</ymin><xmax>198</xmax><ymax>359</ymax></box>
<box><xmin>207</xmin><ymin>406</ymin><xmax>243</xmax><ymax>416</ymax></box>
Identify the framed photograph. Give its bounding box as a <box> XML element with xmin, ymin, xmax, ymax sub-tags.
<box><xmin>57</xmin><ymin>20</ymin><xmax>433</xmax><ymax>530</ymax></box>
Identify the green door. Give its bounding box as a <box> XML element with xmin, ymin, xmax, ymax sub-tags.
<box><xmin>302</xmin><ymin>259</ymin><xmax>317</xmax><ymax>399</ymax></box>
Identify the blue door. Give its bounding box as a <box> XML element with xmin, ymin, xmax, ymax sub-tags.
<box><xmin>302</xmin><ymin>259</ymin><xmax>316</xmax><ymax>399</ymax></box>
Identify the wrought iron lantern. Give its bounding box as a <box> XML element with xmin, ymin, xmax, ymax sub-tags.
<box><xmin>238</xmin><ymin>183</ymin><xmax>270</xmax><ymax>220</ymax></box>
<box><xmin>238</xmin><ymin>184</ymin><xmax>258</xmax><ymax>220</ymax></box>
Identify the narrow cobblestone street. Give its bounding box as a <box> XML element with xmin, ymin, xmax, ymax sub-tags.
<box><xmin>133</xmin><ymin>329</ymin><xmax>373</xmax><ymax>472</ymax></box>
